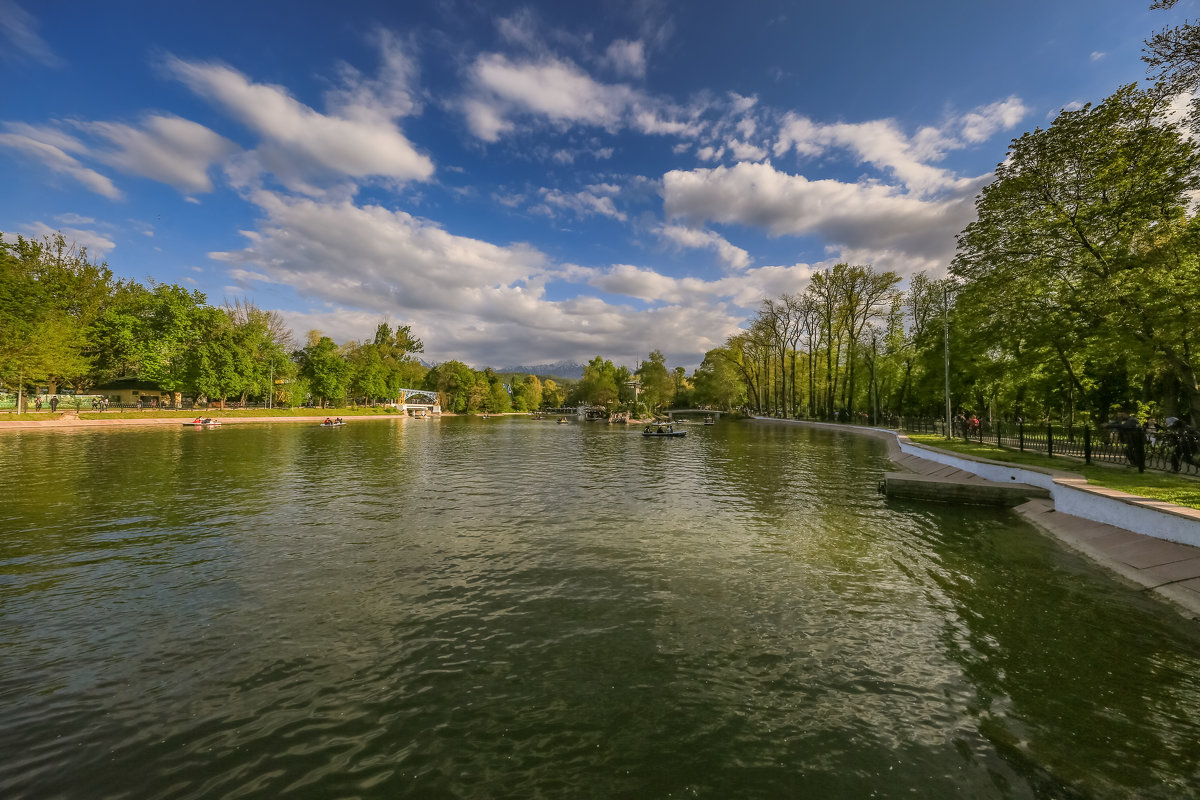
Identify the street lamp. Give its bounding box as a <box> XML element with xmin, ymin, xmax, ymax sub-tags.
<box><xmin>943</xmin><ymin>283</ymin><xmax>954</xmax><ymax>439</ymax></box>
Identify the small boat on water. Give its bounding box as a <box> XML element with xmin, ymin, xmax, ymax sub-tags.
<box><xmin>319</xmin><ymin>418</ymin><xmax>346</xmax><ymax>427</ymax></box>
<box><xmin>557</xmin><ymin>417</ymin><xmax>569</xmax><ymax>424</ymax></box>
<box><xmin>704</xmin><ymin>415</ymin><xmax>715</xmax><ymax>425</ymax></box>
<box><xmin>642</xmin><ymin>425</ymin><xmax>686</xmax><ymax>438</ymax></box>
<box><xmin>182</xmin><ymin>418</ymin><xmax>221</xmax><ymax>427</ymax></box>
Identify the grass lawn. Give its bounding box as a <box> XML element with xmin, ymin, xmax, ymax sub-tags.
<box><xmin>906</xmin><ymin>433</ymin><xmax>1200</xmax><ymax>511</ymax></box>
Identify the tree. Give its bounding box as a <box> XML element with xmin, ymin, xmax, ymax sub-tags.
<box><xmin>224</xmin><ymin>298</ymin><xmax>296</xmax><ymax>404</ymax></box>
<box><xmin>637</xmin><ymin>350</ymin><xmax>674</xmax><ymax>410</ymax></box>
<box><xmin>952</xmin><ymin>84</ymin><xmax>1200</xmax><ymax>420</ymax></box>
<box><xmin>511</xmin><ymin>375</ymin><xmax>544</xmax><ymax>411</ymax></box>
<box><xmin>424</xmin><ymin>360</ymin><xmax>475</xmax><ymax>412</ymax></box>
<box><xmin>296</xmin><ymin>331</ymin><xmax>350</xmax><ymax>407</ymax></box>
<box><xmin>692</xmin><ymin>347</ymin><xmax>746</xmax><ymax>410</ymax></box>
<box><xmin>542</xmin><ymin>378</ymin><xmax>565</xmax><ymax>408</ymax></box>
<box><xmin>835</xmin><ymin>264</ymin><xmax>901</xmax><ymax>416</ymax></box>
<box><xmin>138</xmin><ymin>282</ymin><xmax>210</xmax><ymax>402</ymax></box>
<box><xmin>1144</xmin><ymin>1</ymin><xmax>1200</xmax><ymax>102</ymax></box>
<box><xmin>0</xmin><ymin>232</ymin><xmax>117</xmax><ymax>396</ymax></box>
<box><xmin>574</xmin><ymin>356</ymin><xmax>620</xmax><ymax>406</ymax></box>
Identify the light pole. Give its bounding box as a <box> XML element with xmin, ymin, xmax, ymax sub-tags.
<box><xmin>943</xmin><ymin>284</ymin><xmax>952</xmax><ymax>439</ymax></box>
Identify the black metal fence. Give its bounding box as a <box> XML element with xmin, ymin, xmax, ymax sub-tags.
<box><xmin>897</xmin><ymin>417</ymin><xmax>1200</xmax><ymax>477</ymax></box>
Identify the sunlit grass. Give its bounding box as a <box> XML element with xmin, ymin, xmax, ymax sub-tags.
<box><xmin>906</xmin><ymin>433</ymin><xmax>1200</xmax><ymax>510</ymax></box>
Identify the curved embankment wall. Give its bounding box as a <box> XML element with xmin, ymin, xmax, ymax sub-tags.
<box><xmin>759</xmin><ymin>418</ymin><xmax>1200</xmax><ymax>549</ymax></box>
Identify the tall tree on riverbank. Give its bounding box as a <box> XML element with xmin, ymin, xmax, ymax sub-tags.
<box><xmin>574</xmin><ymin>356</ymin><xmax>620</xmax><ymax>406</ymax></box>
<box><xmin>636</xmin><ymin>350</ymin><xmax>674</xmax><ymax>410</ymax></box>
<box><xmin>296</xmin><ymin>331</ymin><xmax>350</xmax><ymax>407</ymax></box>
<box><xmin>952</xmin><ymin>84</ymin><xmax>1200</xmax><ymax>421</ymax></box>
<box><xmin>0</xmin><ymin>233</ymin><xmax>115</xmax><ymax>395</ymax></box>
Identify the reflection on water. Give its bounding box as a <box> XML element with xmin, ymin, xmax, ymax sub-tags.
<box><xmin>2</xmin><ymin>417</ymin><xmax>1199</xmax><ymax>798</ymax></box>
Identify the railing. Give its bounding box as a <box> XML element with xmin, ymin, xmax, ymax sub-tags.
<box><xmin>895</xmin><ymin>417</ymin><xmax>1200</xmax><ymax>477</ymax></box>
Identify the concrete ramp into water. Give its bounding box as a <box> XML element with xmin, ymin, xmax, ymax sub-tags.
<box><xmin>883</xmin><ymin>471</ymin><xmax>1049</xmax><ymax>507</ymax></box>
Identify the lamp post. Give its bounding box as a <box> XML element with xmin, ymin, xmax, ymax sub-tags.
<box><xmin>943</xmin><ymin>283</ymin><xmax>952</xmax><ymax>440</ymax></box>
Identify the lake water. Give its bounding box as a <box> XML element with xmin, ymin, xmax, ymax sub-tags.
<box><xmin>2</xmin><ymin>417</ymin><xmax>1199</xmax><ymax>798</ymax></box>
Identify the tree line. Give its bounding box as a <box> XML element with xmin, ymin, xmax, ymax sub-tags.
<box><xmin>0</xmin><ymin>234</ymin><xmax>711</xmax><ymax>414</ymax></box>
<box><xmin>683</xmin><ymin>6</ymin><xmax>1200</xmax><ymax>428</ymax></box>
<box><xmin>8</xmin><ymin>8</ymin><xmax>1199</xmax><ymax>423</ymax></box>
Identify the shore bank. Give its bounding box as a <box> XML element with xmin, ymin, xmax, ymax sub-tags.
<box><xmin>0</xmin><ymin>413</ymin><xmax>414</xmax><ymax>430</ymax></box>
<box><xmin>755</xmin><ymin>417</ymin><xmax>1200</xmax><ymax>619</ymax></box>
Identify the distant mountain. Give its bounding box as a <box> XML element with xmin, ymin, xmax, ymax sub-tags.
<box><xmin>496</xmin><ymin>361</ymin><xmax>585</xmax><ymax>380</ymax></box>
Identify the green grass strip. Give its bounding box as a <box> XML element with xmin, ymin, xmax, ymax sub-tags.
<box><xmin>906</xmin><ymin>433</ymin><xmax>1200</xmax><ymax>511</ymax></box>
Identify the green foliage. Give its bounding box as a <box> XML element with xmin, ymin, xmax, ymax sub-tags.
<box><xmin>692</xmin><ymin>347</ymin><xmax>746</xmax><ymax>410</ymax></box>
<box><xmin>346</xmin><ymin>321</ymin><xmax>427</xmax><ymax>404</ymax></box>
<box><xmin>0</xmin><ymin>232</ymin><xmax>114</xmax><ymax>393</ymax></box>
<box><xmin>296</xmin><ymin>333</ymin><xmax>350</xmax><ymax>407</ymax></box>
<box><xmin>906</xmin><ymin>434</ymin><xmax>1200</xmax><ymax>510</ymax></box>
<box><xmin>541</xmin><ymin>378</ymin><xmax>565</xmax><ymax>408</ymax></box>
<box><xmin>573</xmin><ymin>356</ymin><xmax>620</xmax><ymax>406</ymax></box>
<box><xmin>636</xmin><ymin>350</ymin><xmax>674</xmax><ymax>410</ymax></box>
<box><xmin>952</xmin><ymin>84</ymin><xmax>1200</xmax><ymax>422</ymax></box>
<box><xmin>511</xmin><ymin>374</ymin><xmax>544</xmax><ymax>411</ymax></box>
<box><xmin>423</xmin><ymin>360</ymin><xmax>476</xmax><ymax>413</ymax></box>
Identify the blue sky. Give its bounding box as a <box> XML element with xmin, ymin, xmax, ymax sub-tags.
<box><xmin>0</xmin><ymin>0</ymin><xmax>1191</xmax><ymax>369</ymax></box>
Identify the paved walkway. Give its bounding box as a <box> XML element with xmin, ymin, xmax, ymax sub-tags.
<box><xmin>759</xmin><ymin>418</ymin><xmax>1200</xmax><ymax>619</ymax></box>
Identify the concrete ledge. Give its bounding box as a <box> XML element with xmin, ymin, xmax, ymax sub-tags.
<box><xmin>884</xmin><ymin>471</ymin><xmax>1050</xmax><ymax>506</ymax></box>
<box><xmin>890</xmin><ymin>436</ymin><xmax>1200</xmax><ymax>548</ymax></box>
<box><xmin>1016</xmin><ymin>499</ymin><xmax>1200</xmax><ymax>619</ymax></box>
<box><xmin>754</xmin><ymin>417</ymin><xmax>1200</xmax><ymax>618</ymax></box>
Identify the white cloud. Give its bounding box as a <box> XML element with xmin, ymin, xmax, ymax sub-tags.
<box><xmin>604</xmin><ymin>39</ymin><xmax>646</xmax><ymax>79</ymax></box>
<box><xmin>959</xmin><ymin>96</ymin><xmax>1028</xmax><ymax>143</ymax></box>
<box><xmin>325</xmin><ymin>30</ymin><xmax>422</xmax><ymax>120</ymax></box>
<box><xmin>465</xmin><ymin>53</ymin><xmax>637</xmax><ymax>135</ymax></box>
<box><xmin>535</xmin><ymin>185</ymin><xmax>627</xmax><ymax>221</ymax></box>
<box><xmin>55</xmin><ymin>212</ymin><xmax>96</xmax><ymax>225</ymax></box>
<box><xmin>212</xmin><ymin>191</ymin><xmax>544</xmax><ymax>311</ymax></box>
<box><xmin>588</xmin><ymin>260</ymin><xmax>815</xmax><ymax>309</ymax></box>
<box><xmin>460</xmin><ymin>52</ymin><xmax>704</xmax><ymax>142</ymax></box>
<box><xmin>0</xmin><ymin>0</ymin><xmax>62</xmax><ymax>67</ymax></box>
<box><xmin>495</xmin><ymin>10</ymin><xmax>541</xmax><ymax>50</ymax></box>
<box><xmin>0</xmin><ymin>127</ymin><xmax>121</xmax><ymax>198</ymax></box>
<box><xmin>656</xmin><ymin>224</ymin><xmax>750</xmax><ymax>271</ymax></box>
<box><xmin>632</xmin><ymin>109</ymin><xmax>704</xmax><ymax>137</ymax></box>
<box><xmin>729</xmin><ymin>93</ymin><xmax>758</xmax><ymax>114</ymax></box>
<box><xmin>207</xmin><ymin>190</ymin><xmax>738</xmax><ymax>367</ymax></box>
<box><xmin>773</xmin><ymin>96</ymin><xmax>1027</xmax><ymax>195</ymax></box>
<box><xmin>165</xmin><ymin>48</ymin><xmax>434</xmax><ymax>192</ymax></box>
<box><xmin>727</xmin><ymin>138</ymin><xmax>767</xmax><ymax>162</ymax></box>
<box><xmin>662</xmin><ymin>160</ymin><xmax>979</xmax><ymax>265</ymax></box>
<box><xmin>22</xmin><ymin>221</ymin><xmax>116</xmax><ymax>257</ymax></box>
<box><xmin>86</xmin><ymin>115</ymin><xmax>238</xmax><ymax>193</ymax></box>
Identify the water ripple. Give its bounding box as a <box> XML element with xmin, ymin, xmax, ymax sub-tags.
<box><xmin>2</xmin><ymin>419</ymin><xmax>1200</xmax><ymax>798</ymax></box>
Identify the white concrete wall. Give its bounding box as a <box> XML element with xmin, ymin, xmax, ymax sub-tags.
<box><xmin>896</xmin><ymin>438</ymin><xmax>1200</xmax><ymax>548</ymax></box>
